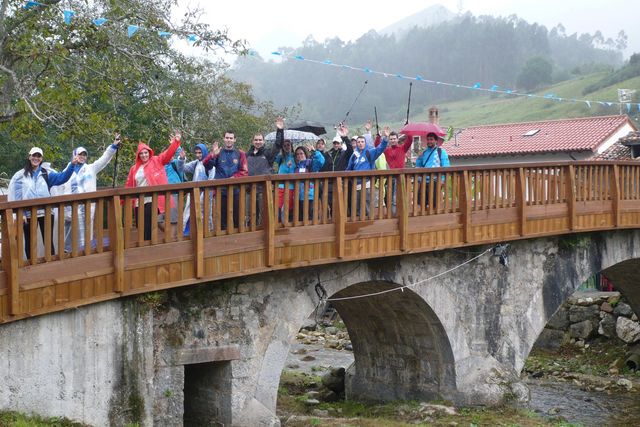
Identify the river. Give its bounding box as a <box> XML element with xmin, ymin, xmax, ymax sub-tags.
<box><xmin>285</xmin><ymin>342</ymin><xmax>640</xmax><ymax>426</ymax></box>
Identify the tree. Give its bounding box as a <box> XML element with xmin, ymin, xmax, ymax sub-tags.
<box><xmin>516</xmin><ymin>56</ymin><xmax>553</xmax><ymax>91</ymax></box>
<box><xmin>0</xmin><ymin>0</ymin><xmax>281</xmax><ymax>182</ymax></box>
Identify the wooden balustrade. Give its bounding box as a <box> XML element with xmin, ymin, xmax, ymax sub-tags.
<box><xmin>1</xmin><ymin>161</ymin><xmax>640</xmax><ymax>324</ymax></box>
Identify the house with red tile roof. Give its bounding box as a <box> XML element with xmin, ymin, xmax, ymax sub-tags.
<box><xmin>442</xmin><ymin>115</ymin><xmax>638</xmax><ymax>166</ymax></box>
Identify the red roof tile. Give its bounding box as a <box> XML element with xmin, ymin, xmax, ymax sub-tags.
<box><xmin>443</xmin><ymin>115</ymin><xmax>634</xmax><ymax>158</ymax></box>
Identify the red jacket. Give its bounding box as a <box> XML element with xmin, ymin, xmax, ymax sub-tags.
<box><xmin>125</xmin><ymin>138</ymin><xmax>181</xmax><ymax>213</ymax></box>
<box><xmin>375</xmin><ymin>134</ymin><xmax>412</xmax><ymax>169</ymax></box>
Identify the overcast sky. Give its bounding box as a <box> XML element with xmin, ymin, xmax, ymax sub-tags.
<box><xmin>181</xmin><ymin>0</ymin><xmax>639</xmax><ymax>60</ymax></box>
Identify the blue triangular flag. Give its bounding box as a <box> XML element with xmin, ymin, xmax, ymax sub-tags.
<box><xmin>23</xmin><ymin>1</ymin><xmax>43</xmax><ymax>10</ymax></box>
<box><xmin>627</xmin><ymin>103</ymin><xmax>632</xmax><ymax>113</ymax></box>
<box><xmin>127</xmin><ymin>25</ymin><xmax>139</xmax><ymax>38</ymax></box>
<box><xmin>63</xmin><ymin>10</ymin><xmax>75</xmax><ymax>24</ymax></box>
<box><xmin>93</xmin><ymin>18</ymin><xmax>108</xmax><ymax>26</ymax></box>
<box><xmin>598</xmin><ymin>102</ymin><xmax>606</xmax><ymax>106</ymax></box>
<box><xmin>187</xmin><ymin>34</ymin><xmax>198</xmax><ymax>43</ymax></box>
<box><xmin>490</xmin><ymin>85</ymin><xmax>498</xmax><ymax>91</ymax></box>
<box><xmin>395</xmin><ymin>74</ymin><xmax>404</xmax><ymax>79</ymax></box>
<box><xmin>247</xmin><ymin>49</ymin><xmax>257</xmax><ymax>56</ymax></box>
<box><xmin>606</xmin><ymin>102</ymin><xmax>613</xmax><ymax>107</ymax></box>
<box><xmin>323</xmin><ymin>59</ymin><xmax>332</xmax><ymax>65</ymax></box>
<box><xmin>472</xmin><ymin>83</ymin><xmax>481</xmax><ymax>89</ymax></box>
<box><xmin>158</xmin><ymin>31</ymin><xmax>171</xmax><ymax>38</ymax></box>
<box><xmin>364</xmin><ymin>68</ymin><xmax>372</xmax><ymax>73</ymax></box>
<box><xmin>294</xmin><ymin>55</ymin><xmax>304</xmax><ymax>60</ymax></box>
<box><xmin>585</xmin><ymin>101</ymin><xmax>592</xmax><ymax>108</ymax></box>
<box><xmin>415</xmin><ymin>75</ymin><xmax>424</xmax><ymax>81</ymax></box>
<box><xmin>271</xmin><ymin>51</ymin><xmax>282</xmax><ymax>56</ymax></box>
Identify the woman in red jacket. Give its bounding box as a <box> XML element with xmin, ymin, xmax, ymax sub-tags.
<box><xmin>125</xmin><ymin>131</ymin><xmax>182</xmax><ymax>240</ymax></box>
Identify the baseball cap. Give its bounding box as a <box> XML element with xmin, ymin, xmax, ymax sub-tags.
<box><xmin>332</xmin><ymin>136</ymin><xmax>342</xmax><ymax>143</ymax></box>
<box><xmin>75</xmin><ymin>146</ymin><xmax>88</xmax><ymax>155</ymax></box>
<box><xmin>29</xmin><ymin>147</ymin><xmax>43</xmax><ymax>156</ymax></box>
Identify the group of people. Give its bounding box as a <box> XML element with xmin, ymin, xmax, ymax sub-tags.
<box><xmin>7</xmin><ymin>119</ymin><xmax>449</xmax><ymax>259</ymax></box>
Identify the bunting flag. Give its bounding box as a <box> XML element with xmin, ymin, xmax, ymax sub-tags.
<box><xmin>63</xmin><ymin>10</ymin><xmax>74</xmax><ymax>24</ymax></box>
<box><xmin>20</xmin><ymin>1</ymin><xmax>204</xmax><ymax>46</ymax></box>
<box><xmin>266</xmin><ymin>50</ymin><xmax>640</xmax><ymax>112</ymax></box>
<box><xmin>127</xmin><ymin>25</ymin><xmax>139</xmax><ymax>38</ymax></box>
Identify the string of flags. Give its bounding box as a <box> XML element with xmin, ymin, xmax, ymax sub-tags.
<box><xmin>21</xmin><ymin>1</ymin><xmax>199</xmax><ymax>43</ymax></box>
<box><xmin>257</xmin><ymin>50</ymin><xmax>640</xmax><ymax>113</ymax></box>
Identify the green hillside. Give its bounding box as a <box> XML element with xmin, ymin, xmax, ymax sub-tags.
<box><xmin>405</xmin><ymin>72</ymin><xmax>640</xmax><ymax>129</ymax></box>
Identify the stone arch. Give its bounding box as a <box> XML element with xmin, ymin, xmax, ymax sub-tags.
<box><xmin>329</xmin><ymin>280</ymin><xmax>456</xmax><ymax>402</ymax></box>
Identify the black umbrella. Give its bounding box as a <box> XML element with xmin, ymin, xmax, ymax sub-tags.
<box><xmin>288</xmin><ymin>120</ymin><xmax>327</xmax><ymax>136</ymax></box>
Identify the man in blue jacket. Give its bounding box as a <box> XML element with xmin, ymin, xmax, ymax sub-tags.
<box><xmin>415</xmin><ymin>132</ymin><xmax>450</xmax><ymax>210</ymax></box>
<box><xmin>346</xmin><ymin>127</ymin><xmax>389</xmax><ymax>218</ymax></box>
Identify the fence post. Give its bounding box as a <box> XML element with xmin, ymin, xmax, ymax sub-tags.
<box><xmin>1</xmin><ymin>209</ymin><xmax>20</xmax><ymax>316</ymax></box>
<box><xmin>109</xmin><ymin>196</ymin><xmax>125</xmax><ymax>293</ymax></box>
<box><xmin>190</xmin><ymin>188</ymin><xmax>204</xmax><ymax>278</ymax></box>
<box><xmin>264</xmin><ymin>180</ymin><xmax>275</xmax><ymax>267</ymax></box>
<box><xmin>566</xmin><ymin>165</ymin><xmax>577</xmax><ymax>231</ymax></box>
<box><xmin>460</xmin><ymin>171</ymin><xmax>472</xmax><ymax>242</ymax></box>
<box><xmin>611</xmin><ymin>164</ymin><xmax>621</xmax><ymax>227</ymax></box>
<box><xmin>396</xmin><ymin>174</ymin><xmax>408</xmax><ymax>251</ymax></box>
<box><xmin>334</xmin><ymin>177</ymin><xmax>345</xmax><ymax>259</ymax></box>
<box><xmin>515</xmin><ymin>168</ymin><xmax>526</xmax><ymax>236</ymax></box>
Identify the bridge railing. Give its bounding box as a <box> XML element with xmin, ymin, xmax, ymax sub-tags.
<box><xmin>1</xmin><ymin>161</ymin><xmax>640</xmax><ymax>322</ymax></box>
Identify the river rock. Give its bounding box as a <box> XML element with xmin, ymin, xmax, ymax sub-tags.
<box><xmin>614</xmin><ymin>302</ymin><xmax>634</xmax><ymax>318</ymax></box>
<box><xmin>598</xmin><ymin>313</ymin><xmax>616</xmax><ymax>338</ymax></box>
<box><xmin>600</xmin><ymin>302</ymin><xmax>614</xmax><ymax>313</ymax></box>
<box><xmin>616</xmin><ymin>378</ymin><xmax>633</xmax><ymax>390</ymax></box>
<box><xmin>616</xmin><ymin>317</ymin><xmax>640</xmax><ymax>343</ymax></box>
<box><xmin>324</xmin><ymin>326</ymin><xmax>339</xmax><ymax>335</ymax></box>
<box><xmin>321</xmin><ymin>367</ymin><xmax>345</xmax><ymax>393</ymax></box>
<box><xmin>311</xmin><ymin>409</ymin><xmax>329</xmax><ymax>417</ymax></box>
<box><xmin>300</xmin><ymin>318</ymin><xmax>317</xmax><ymax>331</ymax></box>
<box><xmin>570</xmin><ymin>320</ymin><xmax>595</xmax><ymax>340</ymax></box>
<box><xmin>534</xmin><ymin>328</ymin><xmax>566</xmax><ymax>350</ymax></box>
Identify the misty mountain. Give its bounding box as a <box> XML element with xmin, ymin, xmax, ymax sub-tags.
<box><xmin>230</xmin><ymin>9</ymin><xmax>625</xmax><ymax>126</ymax></box>
<box><xmin>378</xmin><ymin>4</ymin><xmax>456</xmax><ymax>39</ymax></box>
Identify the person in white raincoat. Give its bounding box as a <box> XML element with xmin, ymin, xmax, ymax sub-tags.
<box><xmin>181</xmin><ymin>143</ymin><xmax>215</xmax><ymax>235</ymax></box>
<box><xmin>52</xmin><ymin>136</ymin><xmax>121</xmax><ymax>252</ymax></box>
<box><xmin>8</xmin><ymin>146</ymin><xmax>79</xmax><ymax>259</ymax></box>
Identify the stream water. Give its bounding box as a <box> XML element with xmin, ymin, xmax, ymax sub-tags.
<box><xmin>285</xmin><ymin>342</ymin><xmax>640</xmax><ymax>426</ymax></box>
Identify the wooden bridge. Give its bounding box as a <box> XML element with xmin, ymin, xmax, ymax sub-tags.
<box><xmin>1</xmin><ymin>161</ymin><xmax>640</xmax><ymax>324</ymax></box>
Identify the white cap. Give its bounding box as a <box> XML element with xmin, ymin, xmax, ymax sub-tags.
<box><xmin>29</xmin><ymin>147</ymin><xmax>43</xmax><ymax>156</ymax></box>
<box><xmin>75</xmin><ymin>146</ymin><xmax>88</xmax><ymax>155</ymax></box>
<box><xmin>332</xmin><ymin>135</ymin><xmax>342</xmax><ymax>143</ymax></box>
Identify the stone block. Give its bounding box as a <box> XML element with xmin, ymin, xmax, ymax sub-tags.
<box><xmin>569</xmin><ymin>320</ymin><xmax>595</xmax><ymax>340</ymax></box>
<box><xmin>598</xmin><ymin>313</ymin><xmax>616</xmax><ymax>338</ymax></box>
<box><xmin>547</xmin><ymin>306</ymin><xmax>569</xmax><ymax>330</ymax></box>
<box><xmin>614</xmin><ymin>302</ymin><xmax>634</xmax><ymax>318</ymax></box>
<box><xmin>568</xmin><ymin>305</ymin><xmax>599</xmax><ymax>323</ymax></box>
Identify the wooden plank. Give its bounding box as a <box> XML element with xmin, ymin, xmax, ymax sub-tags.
<box><xmin>44</xmin><ymin>205</ymin><xmax>52</xmax><ymax>261</ymax></box>
<box><xmin>264</xmin><ymin>181</ymin><xmax>275</xmax><ymax>267</ymax></box>
<box><xmin>460</xmin><ymin>171</ymin><xmax>471</xmax><ymax>243</ymax></box>
<box><xmin>151</xmin><ymin>193</ymin><xmax>159</xmax><ymax>244</ymax></box>
<box><xmin>334</xmin><ymin>177</ymin><xmax>345</xmax><ymax>258</ymax></box>
<box><xmin>190</xmin><ymin>188</ymin><xmax>204</xmax><ymax>278</ymax></box>
<box><xmin>109</xmin><ymin>195</ymin><xmax>125</xmax><ymax>293</ymax></box>
<box><xmin>566</xmin><ymin>165</ymin><xmax>576</xmax><ymax>231</ymax></box>
<box><xmin>611</xmin><ymin>165</ymin><xmax>621</xmax><ymax>228</ymax></box>
<box><xmin>1</xmin><ymin>209</ymin><xmax>20</xmax><ymax>315</ymax></box>
<box><xmin>124</xmin><ymin>197</ymin><xmax>133</xmax><ymax>249</ymax></box>
<box><xmin>397</xmin><ymin>174</ymin><xmax>408</xmax><ymax>251</ymax></box>
<box><xmin>95</xmin><ymin>198</ymin><xmax>104</xmax><ymax>254</ymax></box>
<box><xmin>57</xmin><ymin>203</ymin><xmax>65</xmax><ymax>260</ymax></box>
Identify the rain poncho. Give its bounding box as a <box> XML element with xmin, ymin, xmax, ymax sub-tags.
<box><xmin>182</xmin><ymin>143</ymin><xmax>216</xmax><ymax>234</ymax></box>
<box><xmin>8</xmin><ymin>162</ymin><xmax>75</xmax><ymax>214</ymax></box>
<box><xmin>51</xmin><ymin>144</ymin><xmax>118</xmax><ymax>251</ymax></box>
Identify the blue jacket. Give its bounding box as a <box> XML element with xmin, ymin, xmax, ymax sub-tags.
<box><xmin>346</xmin><ymin>138</ymin><xmax>388</xmax><ymax>171</ymax></box>
<box><xmin>294</xmin><ymin>150</ymin><xmax>325</xmax><ymax>201</ymax></box>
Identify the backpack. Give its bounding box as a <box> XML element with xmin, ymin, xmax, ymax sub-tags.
<box><xmin>40</xmin><ymin>168</ymin><xmax>51</xmax><ymax>190</ymax></box>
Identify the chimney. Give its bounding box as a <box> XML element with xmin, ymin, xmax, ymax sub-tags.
<box><xmin>428</xmin><ymin>106</ymin><xmax>439</xmax><ymax>125</ymax></box>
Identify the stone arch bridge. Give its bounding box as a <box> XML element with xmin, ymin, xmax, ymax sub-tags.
<box><xmin>1</xmin><ymin>162</ymin><xmax>640</xmax><ymax>425</ymax></box>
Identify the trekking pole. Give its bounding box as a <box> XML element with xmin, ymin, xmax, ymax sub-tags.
<box><xmin>405</xmin><ymin>82</ymin><xmax>413</xmax><ymax>125</ymax></box>
<box><xmin>374</xmin><ymin>106</ymin><xmax>380</xmax><ymax>135</ymax></box>
<box><xmin>340</xmin><ymin>80</ymin><xmax>368</xmax><ymax>126</ymax></box>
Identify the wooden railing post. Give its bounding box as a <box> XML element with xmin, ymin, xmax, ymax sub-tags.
<box><xmin>566</xmin><ymin>165</ymin><xmax>577</xmax><ymax>231</ymax></box>
<box><xmin>109</xmin><ymin>196</ymin><xmax>125</xmax><ymax>293</ymax></box>
<box><xmin>611</xmin><ymin>164</ymin><xmax>621</xmax><ymax>227</ymax></box>
<box><xmin>460</xmin><ymin>171</ymin><xmax>472</xmax><ymax>243</ymax></box>
<box><xmin>334</xmin><ymin>177</ymin><xmax>345</xmax><ymax>258</ymax></box>
<box><xmin>190</xmin><ymin>188</ymin><xmax>204</xmax><ymax>278</ymax></box>
<box><xmin>396</xmin><ymin>174</ymin><xmax>408</xmax><ymax>251</ymax></box>
<box><xmin>515</xmin><ymin>168</ymin><xmax>526</xmax><ymax>237</ymax></box>
<box><xmin>264</xmin><ymin>180</ymin><xmax>275</xmax><ymax>267</ymax></box>
<box><xmin>2</xmin><ymin>209</ymin><xmax>20</xmax><ymax>315</ymax></box>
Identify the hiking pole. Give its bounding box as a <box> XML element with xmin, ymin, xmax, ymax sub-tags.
<box><xmin>374</xmin><ymin>106</ymin><xmax>380</xmax><ymax>136</ymax></box>
<box><xmin>405</xmin><ymin>82</ymin><xmax>413</xmax><ymax>125</ymax></box>
<box><xmin>340</xmin><ymin>80</ymin><xmax>368</xmax><ymax>126</ymax></box>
